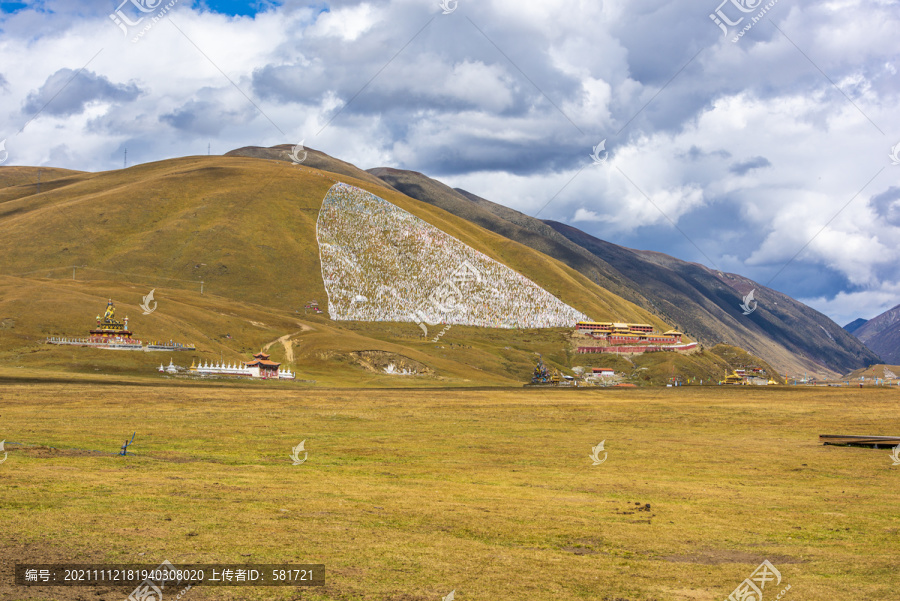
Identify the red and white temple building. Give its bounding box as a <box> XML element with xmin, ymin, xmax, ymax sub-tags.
<box><xmin>245</xmin><ymin>352</ymin><xmax>291</xmax><ymax>379</ymax></box>
<box><xmin>574</xmin><ymin>321</ymin><xmax>697</xmax><ymax>354</ymax></box>
<box><xmin>188</xmin><ymin>352</ymin><xmax>295</xmax><ymax>379</ymax></box>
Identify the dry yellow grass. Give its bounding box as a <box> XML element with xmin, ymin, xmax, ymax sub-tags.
<box><xmin>0</xmin><ymin>380</ymin><xmax>897</xmax><ymax>600</ymax></box>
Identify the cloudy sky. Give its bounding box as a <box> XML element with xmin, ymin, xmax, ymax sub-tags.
<box><xmin>1</xmin><ymin>0</ymin><xmax>898</xmax><ymax>326</ymax></box>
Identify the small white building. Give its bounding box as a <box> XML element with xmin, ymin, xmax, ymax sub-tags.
<box><xmin>187</xmin><ymin>352</ymin><xmax>295</xmax><ymax>380</ymax></box>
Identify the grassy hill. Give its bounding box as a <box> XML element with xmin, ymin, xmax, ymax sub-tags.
<box><xmin>843</xmin><ymin>363</ymin><xmax>900</xmax><ymax>381</ymax></box>
<box><xmin>0</xmin><ymin>155</ymin><xmax>721</xmax><ymax>385</ymax></box>
<box><xmin>0</xmin><ymin>156</ymin><xmax>672</xmax><ymax>323</ymax></box>
<box><xmin>225</xmin><ymin>144</ymin><xmax>396</xmax><ymax>191</ymax></box>
<box><xmin>0</xmin><ymin>165</ymin><xmax>83</xmax><ymax>190</ymax></box>
<box><xmin>568</xmin><ymin>343</ymin><xmax>782</xmax><ymax>386</ymax></box>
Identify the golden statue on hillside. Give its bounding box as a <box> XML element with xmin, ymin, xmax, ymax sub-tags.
<box><xmin>102</xmin><ymin>299</ymin><xmax>116</xmax><ymax>322</ymax></box>
<box><xmin>92</xmin><ymin>299</ymin><xmax>130</xmax><ymax>337</ymax></box>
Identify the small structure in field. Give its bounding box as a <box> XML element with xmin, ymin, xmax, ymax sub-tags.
<box><xmin>304</xmin><ymin>300</ymin><xmax>324</xmax><ymax>314</ymax></box>
<box><xmin>245</xmin><ymin>352</ymin><xmax>294</xmax><ymax>379</ymax></box>
<box><xmin>819</xmin><ymin>434</ymin><xmax>900</xmax><ymax>448</ymax></box>
<box><xmin>186</xmin><ymin>352</ymin><xmax>295</xmax><ymax>379</ymax></box>
<box><xmin>720</xmin><ymin>367</ymin><xmax>776</xmax><ymax>385</ymax></box>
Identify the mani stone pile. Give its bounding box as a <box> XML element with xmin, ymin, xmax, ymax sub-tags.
<box><xmin>316</xmin><ymin>182</ymin><xmax>590</xmax><ymax>329</ymax></box>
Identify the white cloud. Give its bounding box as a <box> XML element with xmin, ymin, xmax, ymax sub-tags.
<box><xmin>802</xmin><ymin>285</ymin><xmax>900</xmax><ymax>328</ymax></box>
<box><xmin>310</xmin><ymin>3</ymin><xmax>380</xmax><ymax>41</ymax></box>
<box><xmin>572</xmin><ymin>208</ymin><xmax>604</xmax><ymax>222</ymax></box>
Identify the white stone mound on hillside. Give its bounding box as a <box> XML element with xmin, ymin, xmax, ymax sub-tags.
<box><xmin>315</xmin><ymin>182</ymin><xmax>590</xmax><ymax>328</ymax></box>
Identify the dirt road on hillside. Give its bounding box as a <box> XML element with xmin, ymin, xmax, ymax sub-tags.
<box><xmin>262</xmin><ymin>325</ymin><xmax>312</xmax><ymax>363</ymax></box>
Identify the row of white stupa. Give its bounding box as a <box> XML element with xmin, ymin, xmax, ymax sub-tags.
<box><xmin>158</xmin><ymin>359</ymin><xmax>295</xmax><ymax>379</ymax></box>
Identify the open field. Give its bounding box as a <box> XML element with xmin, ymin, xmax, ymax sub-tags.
<box><xmin>0</xmin><ymin>381</ymin><xmax>898</xmax><ymax>600</ymax></box>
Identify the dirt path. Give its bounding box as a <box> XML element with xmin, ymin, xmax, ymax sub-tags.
<box><xmin>262</xmin><ymin>326</ymin><xmax>311</xmax><ymax>363</ymax></box>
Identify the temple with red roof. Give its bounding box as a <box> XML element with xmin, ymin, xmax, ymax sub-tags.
<box><xmin>245</xmin><ymin>352</ymin><xmax>286</xmax><ymax>379</ymax></box>
<box><xmin>188</xmin><ymin>351</ymin><xmax>295</xmax><ymax>379</ymax></box>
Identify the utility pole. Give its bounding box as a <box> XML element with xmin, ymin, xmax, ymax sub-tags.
<box><xmin>124</xmin><ymin>148</ymin><xmax>127</xmax><ymax>169</ymax></box>
<box><xmin>72</xmin><ymin>265</ymin><xmax>76</xmax><ymax>280</ymax></box>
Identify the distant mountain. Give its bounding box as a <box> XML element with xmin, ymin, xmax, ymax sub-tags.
<box><xmin>843</xmin><ymin>318</ymin><xmax>868</xmax><ymax>335</ymax></box>
<box><xmin>366</xmin><ymin>167</ymin><xmax>880</xmax><ymax>378</ymax></box>
<box><xmin>851</xmin><ymin>304</ymin><xmax>900</xmax><ymax>364</ymax></box>
<box><xmin>546</xmin><ymin>222</ymin><xmax>880</xmax><ymax>377</ymax></box>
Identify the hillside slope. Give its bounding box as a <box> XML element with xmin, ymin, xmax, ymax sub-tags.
<box><xmin>0</xmin><ymin>166</ymin><xmax>85</xmax><ymax>190</ymax></box>
<box><xmin>226</xmin><ymin>144</ymin><xmax>396</xmax><ymax>191</ymax></box>
<box><xmin>844</xmin><ymin>363</ymin><xmax>900</xmax><ymax>380</ymax></box>
<box><xmin>366</xmin><ymin>167</ymin><xmax>878</xmax><ymax>378</ymax></box>
<box><xmin>0</xmin><ymin>154</ymin><xmax>689</xmax><ymax>385</ymax></box>
<box><xmin>851</xmin><ymin>304</ymin><xmax>900</xmax><ymax>364</ymax></box>
<box><xmin>0</xmin><ymin>155</ymin><xmax>677</xmax><ymax>323</ymax></box>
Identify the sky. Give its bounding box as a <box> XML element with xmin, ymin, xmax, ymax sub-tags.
<box><xmin>0</xmin><ymin>0</ymin><xmax>898</xmax><ymax>327</ymax></box>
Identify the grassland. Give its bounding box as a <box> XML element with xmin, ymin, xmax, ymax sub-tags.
<box><xmin>1</xmin><ymin>380</ymin><xmax>897</xmax><ymax>600</ymax></box>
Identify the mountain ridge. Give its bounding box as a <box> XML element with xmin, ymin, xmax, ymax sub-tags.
<box><xmin>843</xmin><ymin>318</ymin><xmax>869</xmax><ymax>334</ymax></box>
<box><xmin>850</xmin><ymin>304</ymin><xmax>900</xmax><ymax>364</ymax></box>
<box><xmin>363</xmin><ymin>165</ymin><xmax>878</xmax><ymax>378</ymax></box>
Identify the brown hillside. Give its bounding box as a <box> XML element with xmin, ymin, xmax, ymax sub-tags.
<box><xmin>225</xmin><ymin>144</ymin><xmax>396</xmax><ymax>191</ymax></box>
<box><xmin>0</xmin><ymin>154</ymin><xmax>698</xmax><ymax>384</ymax></box>
<box><xmin>0</xmin><ymin>166</ymin><xmax>83</xmax><ymax>190</ymax></box>
<box><xmin>0</xmin><ymin>155</ymin><xmax>673</xmax><ymax>327</ymax></box>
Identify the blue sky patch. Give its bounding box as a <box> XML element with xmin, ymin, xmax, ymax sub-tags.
<box><xmin>0</xmin><ymin>1</ymin><xmax>28</xmax><ymax>14</ymax></box>
<box><xmin>191</xmin><ymin>0</ymin><xmax>282</xmax><ymax>17</ymax></box>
